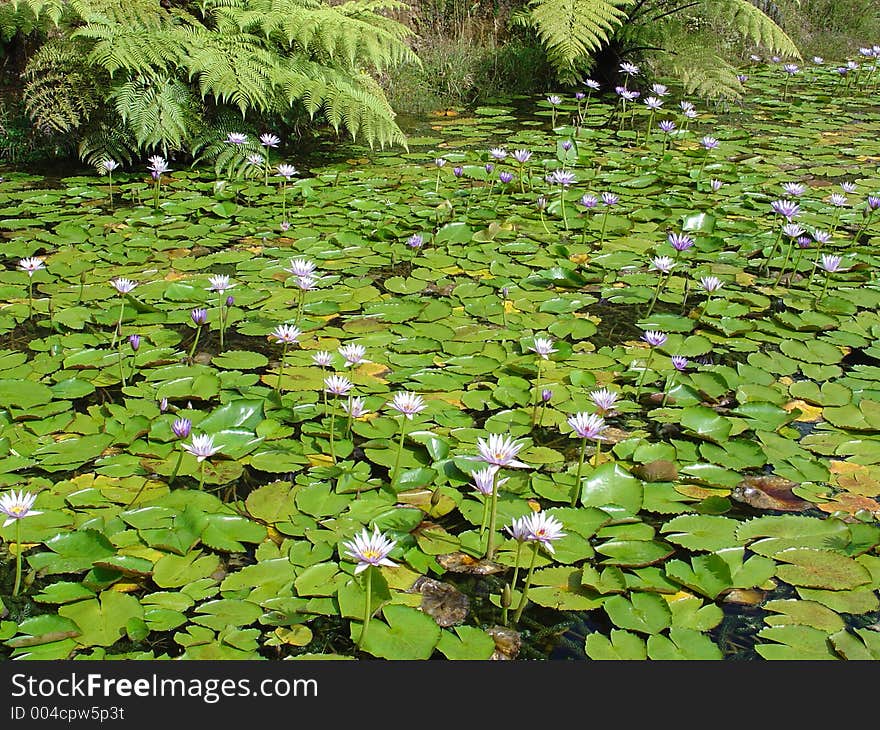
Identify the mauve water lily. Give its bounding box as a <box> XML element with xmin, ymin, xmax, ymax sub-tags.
<box><xmin>207</xmin><ymin>274</ymin><xmax>234</xmax><ymax>293</ymax></box>
<box><xmin>182</xmin><ymin>434</ymin><xmax>221</xmax><ymax>471</ymax></box>
<box><xmin>471</xmin><ymin>465</ymin><xmax>506</xmax><ymax>497</ymax></box>
<box><xmin>771</xmin><ymin>199</ymin><xmax>800</xmax><ymax>220</ymax></box>
<box><xmin>644</xmin><ymin>96</ymin><xmax>663</xmax><ymax>110</ymax></box>
<box><xmin>270</xmin><ymin>324</ymin><xmax>301</xmax><ymax>344</ymax></box>
<box><xmin>226</xmin><ymin>132</ymin><xmax>248</xmax><ymax>145</ymax></box>
<box><xmin>602</xmin><ymin>192</ymin><xmax>619</xmax><ymax>206</ymax></box>
<box><xmin>172</xmin><ymin>418</ymin><xmax>192</xmax><ymax>439</ymax></box>
<box><xmin>581</xmin><ymin>194</ymin><xmax>598</xmax><ymax>208</ymax></box>
<box><xmin>668</xmin><ymin>232</ymin><xmax>694</xmax><ymax>252</ymax></box>
<box><xmin>325</xmin><ymin>374</ymin><xmax>354</xmax><ymax>396</ymax></box>
<box><xmin>659</xmin><ymin>120</ymin><xmax>676</xmax><ymax>133</ymax></box>
<box><xmin>499</xmin><ymin>171</ymin><xmax>514</xmax><ymax>184</ymax></box>
<box><xmin>651</xmin><ymin>255</ymin><xmax>676</xmax><ymax>273</ymax></box>
<box><xmin>111</xmin><ymin>277</ymin><xmax>137</xmax><ymax>294</ymax></box>
<box><xmin>513</xmin><ymin>149</ymin><xmax>532</xmax><ymax>164</ymax></box>
<box><xmin>344</xmin><ymin>525</ymin><xmax>397</xmax><ymax>575</ymax></box>
<box><xmin>700</xmin><ymin>275</ymin><xmax>724</xmax><ymax>293</ymax></box>
<box><xmin>19</xmin><ymin>257</ymin><xmax>44</xmax><ymax>277</ymax></box>
<box><xmin>829</xmin><ymin>192</ymin><xmax>848</xmax><ymax>206</ymax></box>
<box><xmin>476</xmin><ymin>433</ymin><xmax>528</xmax><ymax>469</ymax></box>
<box><xmin>313</xmin><ymin>350</ymin><xmax>333</xmax><ymax>367</ymax></box>
<box><xmin>387</xmin><ymin>391</ymin><xmax>426</xmax><ymax>419</ymax></box>
<box><xmin>341</xmin><ymin>395</ymin><xmax>369</xmax><ymax>419</ymax></box>
<box><xmin>643</xmin><ymin>330</ymin><xmax>668</xmax><ymax>347</ymax></box>
<box><xmin>619</xmin><ymin>61</ymin><xmax>639</xmax><ymax>76</ymax></box>
<box><xmin>589</xmin><ymin>388</ymin><xmax>619</xmax><ymax>415</ymax></box>
<box><xmin>782</xmin><ymin>182</ymin><xmax>806</xmax><ymax>196</ymax></box>
<box><xmin>345</xmin><ymin>525</ymin><xmax>398</xmax><ymax>649</ymax></box>
<box><xmin>1</xmin><ymin>489</ymin><xmax>42</xmax><ymax>596</ymax></box>
<box><xmin>547</xmin><ymin>169</ymin><xmax>576</xmax><ymax>186</ymax></box>
<box><xmin>339</xmin><ymin>343</ymin><xmax>367</xmax><ymax>366</ymax></box>
<box><xmin>260</xmin><ymin>133</ymin><xmax>281</xmax><ymax>148</ymax></box>
<box><xmin>406</xmin><ymin>233</ymin><xmax>424</xmax><ymax>249</ymax></box>
<box><xmin>276</xmin><ymin>164</ymin><xmax>297</xmax><ymax>179</ymax></box>
<box><xmin>671</xmin><ymin>355</ymin><xmax>689</xmax><ymax>371</ymax></box>
<box><xmin>528</xmin><ymin>336</ymin><xmax>557</xmax><ymax>359</ymax></box>
<box><xmin>285</xmin><ymin>258</ymin><xmax>317</xmax><ymax>279</ymax></box>
<box><xmin>489</xmin><ymin>147</ymin><xmax>507</xmax><ymax>160</ymax></box>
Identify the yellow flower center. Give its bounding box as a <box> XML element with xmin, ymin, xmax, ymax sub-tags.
<box><xmin>362</xmin><ymin>548</ymin><xmax>381</xmax><ymax>561</ymax></box>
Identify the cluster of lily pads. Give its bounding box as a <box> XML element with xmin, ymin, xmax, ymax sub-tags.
<box><xmin>1</xmin><ymin>49</ymin><xmax>880</xmax><ymax>661</ymax></box>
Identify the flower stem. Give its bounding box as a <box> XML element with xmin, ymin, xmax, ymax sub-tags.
<box><xmin>512</xmin><ymin>543</ymin><xmax>540</xmax><ymax>625</ymax></box>
<box><xmin>198</xmin><ymin>459</ymin><xmax>206</xmax><ymax>490</ymax></box>
<box><xmin>169</xmin><ymin>450</ymin><xmax>184</xmax><ymax>487</ymax></box>
<box><xmin>391</xmin><ymin>416</ymin><xmax>407</xmax><ymax>489</ymax></box>
<box><xmin>530</xmin><ymin>358</ymin><xmax>544</xmax><ymax>426</ymax></box>
<box><xmin>593</xmin><ymin>438</ymin><xmax>602</xmax><ymax>468</ymax></box>
<box><xmin>13</xmin><ymin>518</ymin><xmax>22</xmax><ymax>597</ymax></box>
<box><xmin>559</xmin><ymin>187</ymin><xmax>568</xmax><ymax>230</ymax></box>
<box><xmin>27</xmin><ymin>279</ymin><xmax>33</xmax><ymax>321</ymax></box>
<box><xmin>218</xmin><ymin>301</ymin><xmax>225</xmax><ymax>351</ymax></box>
<box><xmin>329</xmin><ymin>396</ymin><xmax>337</xmax><ymax>463</ymax></box>
<box><xmin>762</xmin><ymin>227</ymin><xmax>783</xmax><ymax>276</ymax></box>
<box><xmin>357</xmin><ymin>566</ymin><xmax>373</xmax><ymax>651</ymax></box>
<box><xmin>112</xmin><ymin>298</ymin><xmax>125</xmax><ymax>348</ymax></box>
<box><xmin>645</xmin><ymin>272</ymin><xmax>666</xmax><ymax>317</ymax></box>
<box><xmin>570</xmin><ymin>435</ymin><xmax>587</xmax><ymax>507</ymax></box>
<box><xmin>485</xmin><ymin>470</ymin><xmax>501</xmax><ymax>560</ymax></box>
<box><xmin>188</xmin><ymin>325</ymin><xmax>202</xmax><ymax>363</ymax></box>
<box><xmin>275</xmin><ymin>342</ymin><xmax>288</xmax><ymax>393</ymax></box>
<box><xmin>598</xmin><ymin>209</ymin><xmax>609</xmax><ymax>246</ymax></box>
<box><xmin>635</xmin><ymin>349</ymin><xmax>654</xmax><ymax>399</ymax></box>
<box><xmin>479</xmin><ymin>494</ymin><xmax>490</xmax><ymax>541</ymax></box>
<box><xmin>502</xmin><ymin>540</ymin><xmax>524</xmax><ymax>626</ymax></box>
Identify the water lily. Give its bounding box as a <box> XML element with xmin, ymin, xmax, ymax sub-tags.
<box><xmin>19</xmin><ymin>257</ymin><xmax>45</xmax><ymax>319</ymax></box>
<box><xmin>475</xmin><ymin>432</ymin><xmax>528</xmax><ymax>559</ymax></box>
<box><xmin>385</xmin><ymin>391</ymin><xmax>426</xmax><ymax>487</ymax></box>
<box><xmin>147</xmin><ymin>156</ymin><xmax>170</xmax><ymax>210</ymax></box>
<box><xmin>512</xmin><ymin>511</ymin><xmax>567</xmax><ymax>624</ymax></box>
<box><xmin>208</xmin><ymin>275</ymin><xmax>235</xmax><ymax>350</ymax></box>
<box><xmin>270</xmin><ymin>324</ymin><xmax>302</xmax><ymax>393</ymax></box>
<box><xmin>528</xmin><ymin>335</ymin><xmax>556</xmax><ymax>424</ymax></box>
<box><xmin>566</xmin><ymin>411</ymin><xmax>608</xmax><ymax>506</ymax></box>
<box><xmin>181</xmin><ymin>434</ymin><xmax>221</xmax><ymax>490</ymax></box>
<box><xmin>816</xmin><ymin>254</ymin><xmax>848</xmax><ymax>302</ymax></box>
<box><xmin>99</xmin><ymin>159</ymin><xmax>119</xmax><ymax>207</ymax></box>
<box><xmin>339</xmin><ymin>343</ymin><xmax>368</xmax><ymax>367</ymax></box>
<box><xmin>636</xmin><ymin>331</ymin><xmax>668</xmax><ymax>397</ymax></box>
<box><xmin>1</xmin><ymin>489</ymin><xmax>42</xmax><ymax>596</ymax></box>
<box><xmin>343</xmin><ymin>525</ymin><xmax>397</xmax><ymax>650</ymax></box>
<box><xmin>109</xmin><ymin>278</ymin><xmax>138</xmax><ymax>347</ymax></box>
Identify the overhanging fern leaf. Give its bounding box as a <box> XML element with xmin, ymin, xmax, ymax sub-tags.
<box><xmin>703</xmin><ymin>0</ymin><xmax>801</xmax><ymax>58</ymax></box>
<box><xmin>527</xmin><ymin>0</ymin><xmax>631</xmax><ymax>71</ymax></box>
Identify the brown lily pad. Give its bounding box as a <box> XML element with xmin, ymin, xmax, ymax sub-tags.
<box><xmin>486</xmin><ymin>625</ymin><xmax>521</xmax><ymax>660</ymax></box>
<box><xmin>436</xmin><ymin>551</ymin><xmax>505</xmax><ymax>575</ymax></box>
<box><xmin>731</xmin><ymin>475</ymin><xmax>812</xmax><ymax>512</ymax></box>
<box><xmin>410</xmin><ymin>576</ymin><xmax>469</xmax><ymax>627</ymax></box>
<box><xmin>633</xmin><ymin>460</ymin><xmax>679</xmax><ymax>482</ymax></box>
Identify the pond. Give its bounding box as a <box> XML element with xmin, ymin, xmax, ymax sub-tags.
<box><xmin>1</xmin><ymin>58</ymin><xmax>880</xmax><ymax>661</ymax></box>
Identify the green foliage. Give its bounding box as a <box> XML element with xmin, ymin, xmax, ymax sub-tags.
<box><xmin>522</xmin><ymin>0</ymin><xmax>802</xmax><ymax>98</ymax></box>
<box><xmin>11</xmin><ymin>0</ymin><xmax>418</xmax><ymax>164</ymax></box>
<box><xmin>520</xmin><ymin>0</ymin><xmax>631</xmax><ymax>77</ymax></box>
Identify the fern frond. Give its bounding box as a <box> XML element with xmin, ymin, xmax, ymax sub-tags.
<box><xmin>277</xmin><ymin>58</ymin><xmax>406</xmax><ymax>148</ymax></box>
<box><xmin>528</xmin><ymin>0</ymin><xmax>631</xmax><ymax>71</ymax></box>
<box><xmin>10</xmin><ymin>0</ymin><xmax>67</xmax><ymax>26</ymax></box>
<box><xmin>214</xmin><ymin>0</ymin><xmax>417</xmax><ymax>72</ymax></box>
<box><xmin>702</xmin><ymin>0</ymin><xmax>801</xmax><ymax>58</ymax></box>
<box><xmin>78</xmin><ymin>122</ymin><xmax>139</xmax><ymax>168</ymax></box>
<box><xmin>110</xmin><ymin>76</ymin><xmax>198</xmax><ymax>154</ymax></box>
<box><xmin>22</xmin><ymin>39</ymin><xmax>100</xmax><ymax>135</ymax></box>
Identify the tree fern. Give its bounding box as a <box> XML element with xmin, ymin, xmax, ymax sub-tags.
<box><xmin>10</xmin><ymin>0</ymin><xmax>67</xmax><ymax>26</ymax></box>
<box><xmin>110</xmin><ymin>76</ymin><xmax>199</xmax><ymax>153</ymax></box>
<box><xmin>703</xmin><ymin>0</ymin><xmax>801</xmax><ymax>59</ymax></box>
<box><xmin>525</xmin><ymin>0</ymin><xmax>631</xmax><ymax>74</ymax></box>
<box><xmin>22</xmin><ymin>39</ymin><xmax>100</xmax><ymax>134</ymax></box>
<box><xmin>220</xmin><ymin>0</ymin><xmax>418</xmax><ymax>72</ymax></box>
